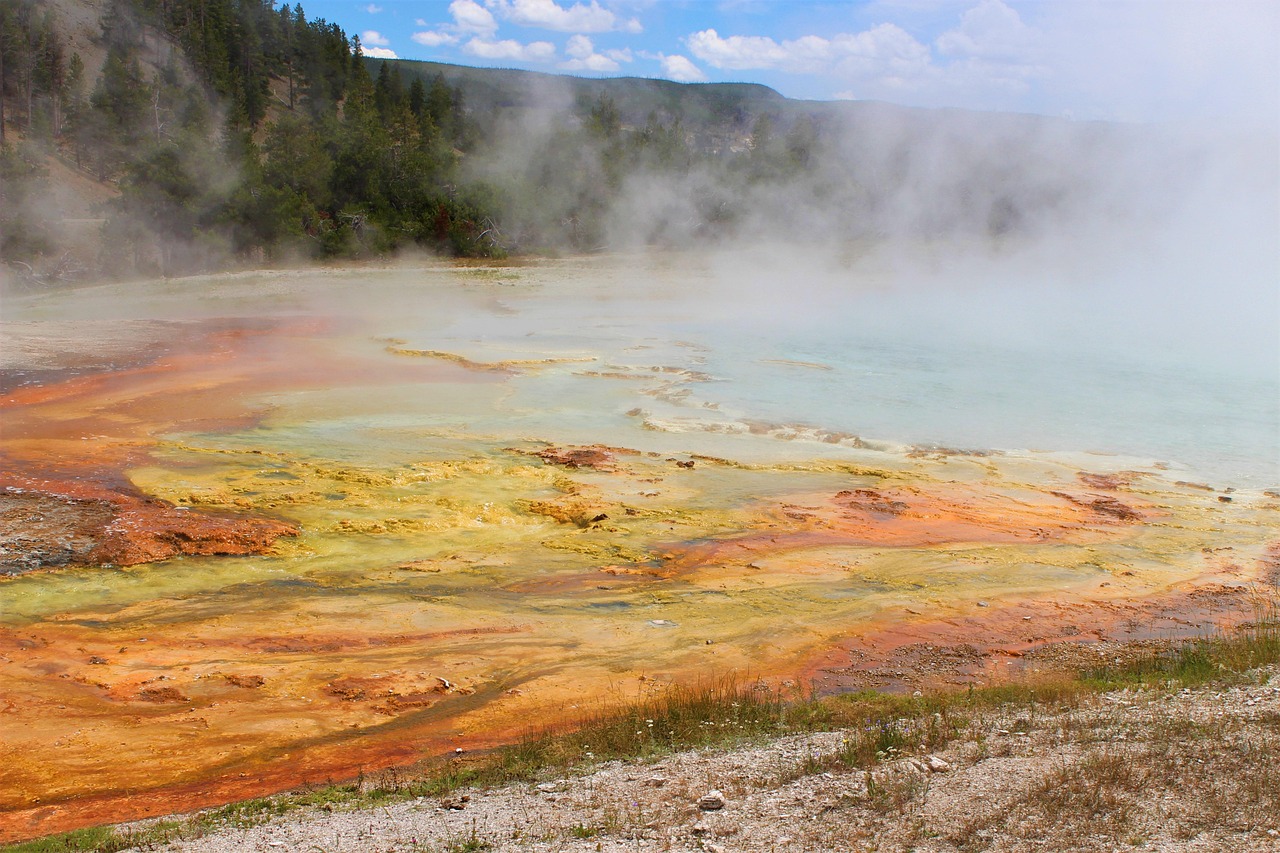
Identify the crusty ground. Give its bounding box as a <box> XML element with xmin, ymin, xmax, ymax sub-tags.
<box><xmin>118</xmin><ymin>668</ymin><xmax>1280</xmax><ymax>853</ymax></box>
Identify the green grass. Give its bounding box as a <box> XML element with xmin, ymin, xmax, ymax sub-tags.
<box><xmin>7</xmin><ymin>602</ymin><xmax>1277</xmax><ymax>853</ymax></box>
<box><xmin>1082</xmin><ymin>598</ymin><xmax>1280</xmax><ymax>689</ymax></box>
<box><xmin>2</xmin><ymin>829</ymin><xmax>118</xmax><ymax>853</ymax></box>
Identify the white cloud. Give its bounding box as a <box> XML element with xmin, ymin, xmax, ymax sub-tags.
<box><xmin>464</xmin><ymin>36</ymin><xmax>557</xmax><ymax>62</ymax></box>
<box><xmin>661</xmin><ymin>54</ymin><xmax>707</xmax><ymax>83</ymax></box>
<box><xmin>487</xmin><ymin>0</ymin><xmax>642</xmax><ymax>34</ymax></box>
<box><xmin>565</xmin><ymin>33</ymin><xmax>593</xmax><ymax>59</ymax></box>
<box><xmin>452</xmin><ymin>0</ymin><xmax>499</xmax><ymax>35</ymax></box>
<box><xmin>686</xmin><ymin>30</ymin><xmax>787</xmax><ymax>70</ymax></box>
<box><xmin>843</xmin><ymin>0</ymin><xmax>1276</xmax><ymax>124</ymax></box>
<box><xmin>362</xmin><ymin>30</ymin><xmax>390</xmax><ymax>47</ymax></box>
<box><xmin>364</xmin><ymin>46</ymin><xmax>398</xmax><ymax>59</ymax></box>
<box><xmin>415</xmin><ymin>18</ymin><xmax>428</xmax><ymax>26</ymax></box>
<box><xmin>935</xmin><ymin>0</ymin><xmax>1036</xmax><ymax>61</ymax></box>
<box><xmin>559</xmin><ymin>34</ymin><xmax>626</xmax><ymax>72</ymax></box>
<box><xmin>687</xmin><ymin>25</ymin><xmax>930</xmax><ymax>76</ymax></box>
<box><xmin>1028</xmin><ymin>0</ymin><xmax>1279</xmax><ymax>125</ymax></box>
<box><xmin>413</xmin><ymin>30</ymin><xmax>461</xmax><ymax>47</ymax></box>
<box><xmin>364</xmin><ymin>4</ymin><xmax>382</xmax><ymax>14</ymax></box>
<box><xmin>411</xmin><ymin>0</ymin><xmax>497</xmax><ymax>50</ymax></box>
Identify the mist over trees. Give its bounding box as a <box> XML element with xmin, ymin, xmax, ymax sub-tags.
<box><xmin>1</xmin><ymin>0</ymin><xmax>489</xmax><ymax>276</ymax></box>
<box><xmin>0</xmin><ymin>0</ymin><xmax>1257</xmax><ymax>281</ymax></box>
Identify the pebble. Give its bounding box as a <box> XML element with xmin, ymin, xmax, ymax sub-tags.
<box><xmin>925</xmin><ymin>754</ymin><xmax>952</xmax><ymax>773</ymax></box>
<box><xmin>439</xmin><ymin>794</ymin><xmax>470</xmax><ymax>810</ymax></box>
<box><xmin>698</xmin><ymin>790</ymin><xmax>726</xmax><ymax>811</ymax></box>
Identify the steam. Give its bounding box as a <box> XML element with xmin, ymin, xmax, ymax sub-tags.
<box><xmin>450</xmin><ymin>73</ymin><xmax>1276</xmax><ymax>375</ymax></box>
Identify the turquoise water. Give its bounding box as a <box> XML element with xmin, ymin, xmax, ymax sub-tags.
<box><xmin>386</xmin><ymin>252</ymin><xmax>1279</xmax><ymax>489</ymax></box>
<box><xmin>11</xmin><ymin>250</ymin><xmax>1276</xmax><ymax>489</ymax></box>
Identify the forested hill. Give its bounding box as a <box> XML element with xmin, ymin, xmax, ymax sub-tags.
<box><xmin>0</xmin><ymin>0</ymin><xmax>1189</xmax><ymax>282</ymax></box>
<box><xmin>370</xmin><ymin>58</ymin><xmax>787</xmax><ymax>145</ymax></box>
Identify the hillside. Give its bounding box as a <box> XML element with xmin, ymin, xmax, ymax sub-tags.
<box><xmin>0</xmin><ymin>0</ymin><xmax>1251</xmax><ymax>282</ymax></box>
<box><xmin>371</xmin><ymin>58</ymin><xmax>789</xmax><ymax>155</ymax></box>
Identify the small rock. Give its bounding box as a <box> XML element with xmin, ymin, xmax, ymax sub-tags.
<box><xmin>536</xmin><ymin>782</ymin><xmax>559</xmax><ymax>793</ymax></box>
<box><xmin>925</xmin><ymin>754</ymin><xmax>951</xmax><ymax>773</ymax></box>
<box><xmin>440</xmin><ymin>794</ymin><xmax>470</xmax><ymax>810</ymax></box>
<box><xmin>690</xmin><ymin>821</ymin><xmax>709</xmax><ymax>836</ymax></box>
<box><xmin>1268</xmin><ymin>829</ymin><xmax>1279</xmax><ymax>838</ymax></box>
<box><xmin>697</xmin><ymin>790</ymin><xmax>726</xmax><ymax>811</ymax></box>
<box><xmin>645</xmin><ymin>774</ymin><xmax>667</xmax><ymax>787</ymax></box>
<box><xmin>976</xmin><ymin>601</ymin><xmax>989</xmax><ymax>607</ymax></box>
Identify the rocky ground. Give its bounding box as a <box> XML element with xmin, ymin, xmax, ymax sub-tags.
<box><xmin>118</xmin><ymin>668</ymin><xmax>1280</xmax><ymax>853</ymax></box>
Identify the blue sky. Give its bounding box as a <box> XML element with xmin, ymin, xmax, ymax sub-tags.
<box><xmin>299</xmin><ymin>0</ymin><xmax>1278</xmax><ymax>124</ymax></box>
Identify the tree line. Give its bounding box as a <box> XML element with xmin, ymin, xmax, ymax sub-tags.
<box><xmin>0</xmin><ymin>0</ymin><xmax>867</xmax><ymax>278</ymax></box>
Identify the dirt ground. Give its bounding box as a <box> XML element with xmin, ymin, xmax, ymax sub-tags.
<box><xmin>116</xmin><ymin>666</ymin><xmax>1280</xmax><ymax>853</ymax></box>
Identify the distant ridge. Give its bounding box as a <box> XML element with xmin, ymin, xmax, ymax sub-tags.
<box><xmin>369</xmin><ymin>57</ymin><xmax>792</xmax><ymax>134</ymax></box>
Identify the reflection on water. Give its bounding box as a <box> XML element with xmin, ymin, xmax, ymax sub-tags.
<box><xmin>0</xmin><ymin>257</ymin><xmax>1276</xmax><ymax>839</ymax></box>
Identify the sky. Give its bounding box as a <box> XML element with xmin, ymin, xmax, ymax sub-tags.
<box><xmin>299</xmin><ymin>0</ymin><xmax>1279</xmax><ymax>125</ymax></box>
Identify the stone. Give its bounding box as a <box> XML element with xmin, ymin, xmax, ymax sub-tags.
<box><xmin>534</xmin><ymin>445</ymin><xmax>637</xmax><ymax>471</ymax></box>
<box><xmin>697</xmin><ymin>790</ymin><xmax>726</xmax><ymax>811</ymax></box>
<box><xmin>925</xmin><ymin>754</ymin><xmax>951</xmax><ymax>773</ymax></box>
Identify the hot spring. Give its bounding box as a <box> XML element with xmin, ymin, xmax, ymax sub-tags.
<box><xmin>1</xmin><ymin>249</ymin><xmax>1276</xmax><ymax>839</ymax></box>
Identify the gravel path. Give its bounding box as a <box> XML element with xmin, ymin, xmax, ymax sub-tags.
<box><xmin>120</xmin><ymin>669</ymin><xmax>1280</xmax><ymax>853</ymax></box>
